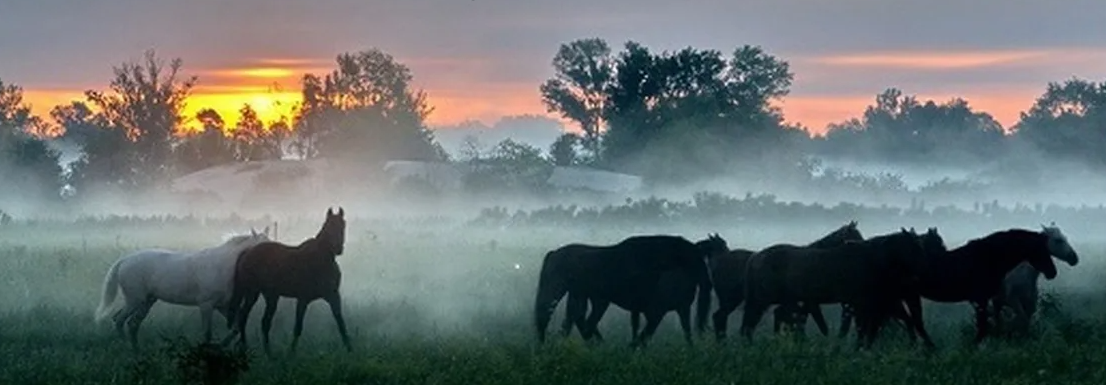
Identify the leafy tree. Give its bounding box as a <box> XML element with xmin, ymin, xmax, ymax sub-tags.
<box><xmin>464</xmin><ymin>139</ymin><xmax>552</xmax><ymax>193</ymax></box>
<box><xmin>539</xmin><ymin>38</ymin><xmax>614</xmax><ymax>160</ymax></box>
<box><xmin>540</xmin><ymin>39</ymin><xmax>796</xmax><ymax>180</ymax></box>
<box><xmin>292</xmin><ymin>49</ymin><xmax>446</xmax><ymax>163</ymax></box>
<box><xmin>548</xmin><ymin>132</ymin><xmax>581</xmax><ymax>166</ymax></box>
<box><xmin>1012</xmin><ymin>78</ymin><xmax>1106</xmax><ymax>166</ymax></box>
<box><xmin>818</xmin><ymin>88</ymin><xmax>1006</xmax><ymax>165</ymax></box>
<box><xmin>230</xmin><ymin>104</ymin><xmax>285</xmax><ymax>162</ymax></box>
<box><xmin>75</xmin><ymin>50</ymin><xmax>196</xmax><ymax>189</ymax></box>
<box><xmin>0</xmin><ymin>79</ymin><xmax>64</xmax><ymax>201</ymax></box>
<box><xmin>174</xmin><ymin>109</ymin><xmax>236</xmax><ymax>174</ymax></box>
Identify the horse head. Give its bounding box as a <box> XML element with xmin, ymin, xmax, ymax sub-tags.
<box><xmin>1041</xmin><ymin>222</ymin><xmax>1078</xmax><ymax>267</ymax></box>
<box><xmin>696</xmin><ymin>233</ymin><xmax>729</xmax><ymax>259</ymax></box>
<box><xmin>810</xmin><ymin>220</ymin><xmax>864</xmax><ymax>248</ymax></box>
<box><xmin>920</xmin><ymin>227</ymin><xmax>948</xmax><ymax>257</ymax></box>
<box><xmin>885</xmin><ymin>227</ymin><xmax>930</xmax><ymax>284</ymax></box>
<box><xmin>319</xmin><ymin>207</ymin><xmax>347</xmax><ymax>256</ymax></box>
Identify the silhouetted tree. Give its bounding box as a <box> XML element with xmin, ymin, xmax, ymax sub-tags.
<box><xmin>231</xmin><ymin>104</ymin><xmax>285</xmax><ymax>162</ymax></box>
<box><xmin>1012</xmin><ymin>78</ymin><xmax>1106</xmax><ymax>166</ymax></box>
<box><xmin>541</xmin><ymin>39</ymin><xmax>795</xmax><ymax>181</ymax></box>
<box><xmin>174</xmin><ymin>109</ymin><xmax>236</xmax><ymax>174</ymax></box>
<box><xmin>292</xmin><ymin>49</ymin><xmax>446</xmax><ymax>163</ymax></box>
<box><xmin>0</xmin><ymin>79</ymin><xmax>64</xmax><ymax>200</ymax></box>
<box><xmin>817</xmin><ymin>88</ymin><xmax>1006</xmax><ymax>165</ymax></box>
<box><xmin>539</xmin><ymin>38</ymin><xmax>613</xmax><ymax>160</ymax></box>
<box><xmin>73</xmin><ymin>50</ymin><xmax>196</xmax><ymax>190</ymax></box>
<box><xmin>548</xmin><ymin>132</ymin><xmax>581</xmax><ymax>166</ymax></box>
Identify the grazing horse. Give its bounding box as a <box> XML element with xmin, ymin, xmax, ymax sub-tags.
<box><xmin>93</xmin><ymin>227</ymin><xmax>272</xmax><ymax>350</ymax></box>
<box><xmin>228</xmin><ymin>208</ymin><xmax>351</xmax><ymax>356</ymax></box>
<box><xmin>876</xmin><ymin>224</ymin><xmax>1076</xmax><ymax>346</ymax></box>
<box><xmin>709</xmin><ymin>221</ymin><xmax>864</xmax><ymax>341</ymax></box>
<box><xmin>741</xmin><ymin>228</ymin><xmax>931</xmax><ymax>348</ymax></box>
<box><xmin>533</xmin><ymin>234</ymin><xmax>725</xmax><ymax>347</ymax></box>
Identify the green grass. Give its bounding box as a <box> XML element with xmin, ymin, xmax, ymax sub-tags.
<box><xmin>2</xmin><ymin>222</ymin><xmax>1106</xmax><ymax>384</ymax></box>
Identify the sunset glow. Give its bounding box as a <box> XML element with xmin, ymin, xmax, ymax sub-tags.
<box><xmin>11</xmin><ymin>47</ymin><xmax>1099</xmax><ymax>138</ymax></box>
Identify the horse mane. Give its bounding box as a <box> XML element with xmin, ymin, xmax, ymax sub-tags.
<box><xmin>220</xmin><ymin>233</ymin><xmax>256</xmax><ymax>247</ymax></box>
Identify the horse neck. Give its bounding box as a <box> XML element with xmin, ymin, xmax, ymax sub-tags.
<box><xmin>298</xmin><ymin>238</ymin><xmax>336</xmax><ymax>260</ymax></box>
<box><xmin>806</xmin><ymin>232</ymin><xmax>847</xmax><ymax>248</ymax></box>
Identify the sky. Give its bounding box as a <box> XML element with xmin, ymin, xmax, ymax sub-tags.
<box><xmin>2</xmin><ymin>0</ymin><xmax>1106</xmax><ymax>135</ymax></box>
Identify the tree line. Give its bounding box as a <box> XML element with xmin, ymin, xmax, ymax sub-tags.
<box><xmin>1</xmin><ymin>39</ymin><xmax>1104</xmax><ymax>204</ymax></box>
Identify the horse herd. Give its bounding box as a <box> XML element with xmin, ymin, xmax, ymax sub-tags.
<box><xmin>91</xmin><ymin>207</ymin><xmax>1081</xmax><ymax>356</ymax></box>
<box><xmin>534</xmin><ymin>220</ymin><xmax>1079</xmax><ymax>349</ymax></box>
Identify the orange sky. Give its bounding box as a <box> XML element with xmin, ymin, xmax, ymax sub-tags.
<box><xmin>14</xmin><ymin>48</ymin><xmax>1106</xmax><ymax>137</ymax></box>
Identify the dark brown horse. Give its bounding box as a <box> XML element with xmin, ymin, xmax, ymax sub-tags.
<box><xmin>709</xmin><ymin>221</ymin><xmax>864</xmax><ymax>341</ymax></box>
<box><xmin>534</xmin><ymin>234</ymin><xmax>726</xmax><ymax>348</ymax></box>
<box><xmin>227</xmin><ymin>207</ymin><xmax>351</xmax><ymax>355</ymax></box>
<box><xmin>741</xmin><ymin>228</ymin><xmax>931</xmax><ymax>348</ymax></box>
<box><xmin>863</xmin><ymin>224</ymin><xmax>1076</xmax><ymax>346</ymax></box>
<box><xmin>834</xmin><ymin>227</ymin><xmax>946</xmax><ymax>346</ymax></box>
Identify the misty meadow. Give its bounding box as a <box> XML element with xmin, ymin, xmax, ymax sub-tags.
<box><xmin>2</xmin><ymin>26</ymin><xmax>1106</xmax><ymax>385</ymax></box>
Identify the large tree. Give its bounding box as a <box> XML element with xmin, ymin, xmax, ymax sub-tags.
<box><xmin>230</xmin><ymin>104</ymin><xmax>286</xmax><ymax>162</ymax></box>
<box><xmin>174</xmin><ymin>108</ymin><xmax>236</xmax><ymax>174</ymax></box>
<box><xmin>0</xmin><ymin>79</ymin><xmax>64</xmax><ymax>202</ymax></box>
<box><xmin>540</xmin><ymin>39</ymin><xmax>796</xmax><ymax>181</ymax></box>
<box><xmin>291</xmin><ymin>49</ymin><xmax>446</xmax><ymax>163</ymax></box>
<box><xmin>1012</xmin><ymin>78</ymin><xmax>1106</xmax><ymax>166</ymax></box>
<box><xmin>539</xmin><ymin>38</ymin><xmax>614</xmax><ymax>160</ymax></box>
<box><xmin>817</xmin><ymin>88</ymin><xmax>1007</xmax><ymax>165</ymax></box>
<box><xmin>73</xmin><ymin>50</ymin><xmax>196</xmax><ymax>190</ymax></box>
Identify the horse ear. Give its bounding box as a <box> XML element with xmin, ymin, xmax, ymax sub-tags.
<box><xmin>262</xmin><ymin>226</ymin><xmax>270</xmax><ymax>236</ymax></box>
<box><xmin>250</xmin><ymin>227</ymin><xmax>257</xmax><ymax>236</ymax></box>
<box><xmin>328</xmin><ymin>207</ymin><xmax>334</xmax><ymax>217</ymax></box>
<box><xmin>339</xmin><ymin>207</ymin><xmax>345</xmax><ymax>217</ymax></box>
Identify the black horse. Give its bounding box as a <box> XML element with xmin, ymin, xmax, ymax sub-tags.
<box><xmin>741</xmin><ymin>228</ymin><xmax>931</xmax><ymax>349</ymax></box>
<box><xmin>533</xmin><ymin>234</ymin><xmax>727</xmax><ymax>347</ymax></box>
<box><xmin>709</xmin><ymin>221</ymin><xmax>864</xmax><ymax>341</ymax></box>
<box><xmin>839</xmin><ymin>224</ymin><xmax>1077</xmax><ymax>346</ymax></box>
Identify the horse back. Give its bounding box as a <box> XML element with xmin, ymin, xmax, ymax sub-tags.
<box><xmin>235</xmin><ymin>240</ymin><xmax>341</xmax><ymax>298</ymax></box>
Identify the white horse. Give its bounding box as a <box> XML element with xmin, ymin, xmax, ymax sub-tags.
<box><xmin>94</xmin><ymin>227</ymin><xmax>271</xmax><ymax>349</ymax></box>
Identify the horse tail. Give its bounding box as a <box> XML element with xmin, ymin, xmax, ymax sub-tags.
<box><xmin>695</xmin><ymin>262</ymin><xmax>713</xmax><ymax>335</ymax></box>
<box><xmin>534</xmin><ymin>248</ymin><xmax>569</xmax><ymax>343</ymax></box>
<box><xmin>94</xmin><ymin>258</ymin><xmax>124</xmax><ymax>323</ymax></box>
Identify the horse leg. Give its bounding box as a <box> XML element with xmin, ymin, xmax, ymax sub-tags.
<box><xmin>676</xmin><ymin>305</ymin><xmax>693</xmax><ymax>346</ymax></box>
<box><xmin>290</xmin><ymin>299</ymin><xmax>310</xmax><ymax>353</ymax></box>
<box><xmin>126</xmin><ymin>298</ymin><xmax>156</xmax><ymax>351</ymax></box>
<box><xmin>712</xmin><ymin>297</ymin><xmax>739</xmax><ymax>342</ymax></box>
<box><xmin>324</xmin><ymin>292</ymin><xmax>353</xmax><ymax>352</ymax></box>
<box><xmin>807</xmin><ymin>303</ymin><xmax>830</xmax><ymax>337</ymax></box>
<box><xmin>630</xmin><ymin>311</ymin><xmax>641</xmax><ymax>341</ymax></box>
<box><xmin>199</xmin><ymin>302</ymin><xmax>216</xmax><ymax>343</ymax></box>
<box><xmin>216</xmin><ymin>306</ymin><xmax>240</xmax><ymax>346</ymax></box>
<box><xmin>991</xmin><ymin>296</ymin><xmax>1007</xmax><ymax>336</ymax></box>
<box><xmin>740</xmin><ymin>300</ymin><xmax>769</xmax><ymax>343</ymax></box>
<box><xmin>234</xmin><ymin>291</ymin><xmax>261</xmax><ymax>351</ymax></box>
<box><xmin>971</xmin><ymin>300</ymin><xmax>990</xmax><ymax>345</ymax></box>
<box><xmin>837</xmin><ymin>303</ymin><xmax>854</xmax><ymax>338</ymax></box>
<box><xmin>113</xmin><ymin>301</ymin><xmax>142</xmax><ymax>340</ymax></box>
<box><xmin>633</xmin><ymin>311</ymin><xmax>666</xmax><ymax>349</ymax></box>
<box><xmin>581</xmin><ymin>299</ymin><xmax>609</xmax><ymax>343</ymax></box>
<box><xmin>902</xmin><ymin>296</ymin><xmax>935</xmax><ymax>349</ymax></box>
<box><xmin>562</xmin><ymin>294</ymin><xmax>586</xmax><ymax>338</ymax></box>
<box><xmin>259</xmin><ymin>293</ymin><xmax>280</xmax><ymax>357</ymax></box>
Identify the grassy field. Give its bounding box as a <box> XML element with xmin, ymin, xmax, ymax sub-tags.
<box><xmin>2</xmin><ymin>219</ymin><xmax>1106</xmax><ymax>384</ymax></box>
